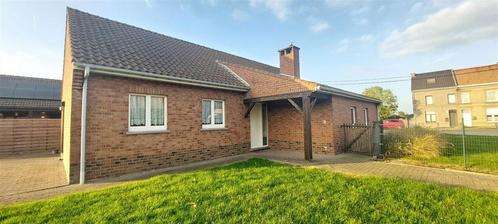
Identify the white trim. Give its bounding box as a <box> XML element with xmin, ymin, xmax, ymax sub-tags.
<box><xmin>201</xmin><ymin>99</ymin><xmax>225</xmax><ymax>129</ymax></box>
<box><xmin>73</xmin><ymin>62</ymin><xmax>249</xmax><ymax>92</ymax></box>
<box><xmin>350</xmin><ymin>106</ymin><xmax>357</xmax><ymax>124</ymax></box>
<box><xmin>363</xmin><ymin>108</ymin><xmax>368</xmax><ymax>124</ymax></box>
<box><xmin>128</xmin><ymin>94</ymin><xmax>167</xmax><ymax>133</ymax></box>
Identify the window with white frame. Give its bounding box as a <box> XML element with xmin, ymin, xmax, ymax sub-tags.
<box><xmin>363</xmin><ymin>108</ymin><xmax>368</xmax><ymax>124</ymax></box>
<box><xmin>447</xmin><ymin>94</ymin><xmax>456</xmax><ymax>104</ymax></box>
<box><xmin>425</xmin><ymin>96</ymin><xmax>433</xmax><ymax>105</ymax></box>
<box><xmin>486</xmin><ymin>108</ymin><xmax>498</xmax><ymax>122</ymax></box>
<box><xmin>129</xmin><ymin>94</ymin><xmax>167</xmax><ymax>132</ymax></box>
<box><xmin>461</xmin><ymin>92</ymin><xmax>470</xmax><ymax>104</ymax></box>
<box><xmin>350</xmin><ymin>107</ymin><xmax>357</xmax><ymax>124</ymax></box>
<box><xmin>486</xmin><ymin>90</ymin><xmax>498</xmax><ymax>102</ymax></box>
<box><xmin>202</xmin><ymin>99</ymin><xmax>225</xmax><ymax>129</ymax></box>
<box><xmin>425</xmin><ymin>112</ymin><xmax>436</xmax><ymax>123</ymax></box>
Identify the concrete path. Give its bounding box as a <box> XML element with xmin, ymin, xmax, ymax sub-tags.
<box><xmin>1</xmin><ymin>150</ymin><xmax>497</xmax><ymax>205</ymax></box>
<box><xmin>252</xmin><ymin>150</ymin><xmax>498</xmax><ymax>192</ymax></box>
<box><xmin>0</xmin><ymin>153</ymin><xmax>68</xmax><ymax>197</ymax></box>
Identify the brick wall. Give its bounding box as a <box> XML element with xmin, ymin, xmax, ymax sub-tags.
<box><xmin>331</xmin><ymin>95</ymin><xmax>378</xmax><ymax>152</ymax></box>
<box><xmin>66</xmin><ymin>71</ymin><xmax>250</xmax><ymax>183</ymax></box>
<box><xmin>267</xmin><ymin>97</ymin><xmax>335</xmax><ymax>154</ymax></box>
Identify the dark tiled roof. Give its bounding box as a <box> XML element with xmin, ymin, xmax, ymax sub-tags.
<box><xmin>411</xmin><ymin>69</ymin><xmax>456</xmax><ymax>91</ymax></box>
<box><xmin>67</xmin><ymin>8</ymin><xmax>279</xmax><ymax>89</ymax></box>
<box><xmin>0</xmin><ymin>75</ymin><xmax>61</xmax><ymax>100</ymax></box>
<box><xmin>0</xmin><ymin>98</ymin><xmax>60</xmax><ymax>111</ymax></box>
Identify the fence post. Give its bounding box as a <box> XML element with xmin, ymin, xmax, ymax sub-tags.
<box><xmin>461</xmin><ymin>118</ymin><xmax>466</xmax><ymax>168</ymax></box>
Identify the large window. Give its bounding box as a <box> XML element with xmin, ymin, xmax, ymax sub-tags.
<box><xmin>447</xmin><ymin>94</ymin><xmax>456</xmax><ymax>104</ymax></box>
<box><xmin>129</xmin><ymin>94</ymin><xmax>167</xmax><ymax>132</ymax></box>
<box><xmin>425</xmin><ymin>112</ymin><xmax>436</xmax><ymax>123</ymax></box>
<box><xmin>461</xmin><ymin>92</ymin><xmax>470</xmax><ymax>104</ymax></box>
<box><xmin>350</xmin><ymin>107</ymin><xmax>357</xmax><ymax>124</ymax></box>
<box><xmin>486</xmin><ymin>90</ymin><xmax>498</xmax><ymax>102</ymax></box>
<box><xmin>202</xmin><ymin>99</ymin><xmax>225</xmax><ymax>129</ymax></box>
<box><xmin>425</xmin><ymin>96</ymin><xmax>433</xmax><ymax>105</ymax></box>
<box><xmin>486</xmin><ymin>108</ymin><xmax>498</xmax><ymax>122</ymax></box>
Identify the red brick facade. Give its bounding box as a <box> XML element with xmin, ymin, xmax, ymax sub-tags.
<box><xmin>65</xmin><ymin>71</ymin><xmax>250</xmax><ymax>183</ymax></box>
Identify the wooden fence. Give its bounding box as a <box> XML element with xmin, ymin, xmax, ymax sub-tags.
<box><xmin>0</xmin><ymin>119</ymin><xmax>60</xmax><ymax>155</ymax></box>
<box><xmin>341</xmin><ymin>124</ymin><xmax>374</xmax><ymax>155</ymax></box>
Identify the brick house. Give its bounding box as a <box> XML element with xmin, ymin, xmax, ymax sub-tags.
<box><xmin>412</xmin><ymin>63</ymin><xmax>498</xmax><ymax>128</ymax></box>
<box><xmin>62</xmin><ymin>8</ymin><xmax>380</xmax><ymax>184</ymax></box>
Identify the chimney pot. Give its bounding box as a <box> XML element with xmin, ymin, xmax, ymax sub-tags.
<box><xmin>279</xmin><ymin>44</ymin><xmax>300</xmax><ymax>78</ymax></box>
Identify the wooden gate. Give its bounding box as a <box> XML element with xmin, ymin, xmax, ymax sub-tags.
<box><xmin>341</xmin><ymin>124</ymin><xmax>374</xmax><ymax>155</ymax></box>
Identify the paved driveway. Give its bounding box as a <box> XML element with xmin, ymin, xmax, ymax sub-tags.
<box><xmin>0</xmin><ymin>153</ymin><xmax>68</xmax><ymax>197</ymax></box>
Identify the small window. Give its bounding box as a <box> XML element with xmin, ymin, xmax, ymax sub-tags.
<box><xmin>129</xmin><ymin>94</ymin><xmax>167</xmax><ymax>132</ymax></box>
<box><xmin>363</xmin><ymin>108</ymin><xmax>368</xmax><ymax>124</ymax></box>
<box><xmin>427</xmin><ymin>78</ymin><xmax>436</xmax><ymax>84</ymax></box>
<box><xmin>461</xmin><ymin>92</ymin><xmax>470</xmax><ymax>104</ymax></box>
<box><xmin>447</xmin><ymin>94</ymin><xmax>456</xmax><ymax>104</ymax></box>
<box><xmin>350</xmin><ymin>107</ymin><xmax>357</xmax><ymax>124</ymax></box>
<box><xmin>202</xmin><ymin>99</ymin><xmax>225</xmax><ymax>129</ymax></box>
<box><xmin>425</xmin><ymin>112</ymin><xmax>436</xmax><ymax>123</ymax></box>
<box><xmin>486</xmin><ymin>108</ymin><xmax>498</xmax><ymax>122</ymax></box>
<box><xmin>486</xmin><ymin>90</ymin><xmax>498</xmax><ymax>102</ymax></box>
<box><xmin>425</xmin><ymin>96</ymin><xmax>433</xmax><ymax>105</ymax></box>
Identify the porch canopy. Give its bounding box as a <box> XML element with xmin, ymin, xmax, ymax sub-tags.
<box><xmin>244</xmin><ymin>91</ymin><xmax>328</xmax><ymax>161</ymax></box>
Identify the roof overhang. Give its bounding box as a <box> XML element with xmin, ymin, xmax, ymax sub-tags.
<box><xmin>73</xmin><ymin>62</ymin><xmax>251</xmax><ymax>92</ymax></box>
<box><xmin>315</xmin><ymin>85</ymin><xmax>382</xmax><ymax>104</ymax></box>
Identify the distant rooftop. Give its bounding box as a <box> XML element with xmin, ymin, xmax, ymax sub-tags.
<box><xmin>0</xmin><ymin>74</ymin><xmax>61</xmax><ymax>100</ymax></box>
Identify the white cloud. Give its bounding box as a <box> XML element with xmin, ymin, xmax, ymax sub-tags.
<box><xmin>380</xmin><ymin>0</ymin><xmax>498</xmax><ymax>57</ymax></box>
<box><xmin>350</xmin><ymin>6</ymin><xmax>369</xmax><ymax>15</ymax></box>
<box><xmin>231</xmin><ymin>9</ymin><xmax>251</xmax><ymax>21</ymax></box>
<box><xmin>249</xmin><ymin>0</ymin><xmax>292</xmax><ymax>21</ymax></box>
<box><xmin>0</xmin><ymin>49</ymin><xmax>62</xmax><ymax>79</ymax></box>
<box><xmin>355</xmin><ymin>18</ymin><xmax>368</xmax><ymax>25</ymax></box>
<box><xmin>202</xmin><ymin>0</ymin><xmax>218</xmax><ymax>7</ymax></box>
<box><xmin>359</xmin><ymin>34</ymin><xmax>374</xmax><ymax>43</ymax></box>
<box><xmin>144</xmin><ymin>0</ymin><xmax>152</xmax><ymax>8</ymax></box>
<box><xmin>377</xmin><ymin>5</ymin><xmax>385</xmax><ymax>13</ymax></box>
<box><xmin>307</xmin><ymin>16</ymin><xmax>330</xmax><ymax>32</ymax></box>
<box><xmin>410</xmin><ymin>2</ymin><xmax>424</xmax><ymax>12</ymax></box>
<box><xmin>325</xmin><ymin>0</ymin><xmax>360</xmax><ymax>8</ymax></box>
<box><xmin>336</xmin><ymin>39</ymin><xmax>351</xmax><ymax>53</ymax></box>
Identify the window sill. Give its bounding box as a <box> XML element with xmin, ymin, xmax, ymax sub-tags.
<box><xmin>127</xmin><ymin>129</ymin><xmax>170</xmax><ymax>135</ymax></box>
<box><xmin>201</xmin><ymin>128</ymin><xmax>228</xmax><ymax>131</ymax></box>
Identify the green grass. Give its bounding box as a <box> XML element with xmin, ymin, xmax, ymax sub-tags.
<box><xmin>404</xmin><ymin>134</ymin><xmax>498</xmax><ymax>174</ymax></box>
<box><xmin>1</xmin><ymin>159</ymin><xmax>497</xmax><ymax>223</ymax></box>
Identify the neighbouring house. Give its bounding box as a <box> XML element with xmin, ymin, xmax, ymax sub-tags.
<box><xmin>0</xmin><ymin>75</ymin><xmax>61</xmax><ymax>119</ymax></box>
<box><xmin>412</xmin><ymin>63</ymin><xmax>498</xmax><ymax>128</ymax></box>
<box><xmin>62</xmin><ymin>8</ymin><xmax>380</xmax><ymax>184</ymax></box>
<box><xmin>0</xmin><ymin>75</ymin><xmax>61</xmax><ymax>155</ymax></box>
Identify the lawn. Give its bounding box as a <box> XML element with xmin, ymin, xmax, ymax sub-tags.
<box><xmin>1</xmin><ymin>159</ymin><xmax>497</xmax><ymax>223</ymax></box>
<box><xmin>403</xmin><ymin>134</ymin><xmax>498</xmax><ymax>174</ymax></box>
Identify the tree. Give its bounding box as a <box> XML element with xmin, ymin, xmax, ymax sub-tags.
<box><xmin>362</xmin><ymin>86</ymin><xmax>398</xmax><ymax>120</ymax></box>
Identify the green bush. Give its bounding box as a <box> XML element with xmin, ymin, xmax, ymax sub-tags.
<box><xmin>384</xmin><ymin>127</ymin><xmax>447</xmax><ymax>158</ymax></box>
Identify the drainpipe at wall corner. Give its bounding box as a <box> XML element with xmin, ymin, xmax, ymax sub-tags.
<box><xmin>80</xmin><ymin>66</ymin><xmax>90</xmax><ymax>184</ymax></box>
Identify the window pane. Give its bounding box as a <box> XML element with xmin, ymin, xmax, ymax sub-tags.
<box><xmin>151</xmin><ymin>97</ymin><xmax>164</xmax><ymax>126</ymax></box>
<box><xmin>214</xmin><ymin>101</ymin><xmax>223</xmax><ymax>124</ymax></box>
<box><xmin>425</xmin><ymin>96</ymin><xmax>433</xmax><ymax>104</ymax></box>
<box><xmin>202</xmin><ymin>100</ymin><xmax>211</xmax><ymax>124</ymax></box>
<box><xmin>448</xmin><ymin>94</ymin><xmax>455</xmax><ymax>103</ymax></box>
<box><xmin>487</xmin><ymin>90</ymin><xmax>497</xmax><ymax>102</ymax></box>
<box><xmin>130</xmin><ymin>95</ymin><xmax>146</xmax><ymax>126</ymax></box>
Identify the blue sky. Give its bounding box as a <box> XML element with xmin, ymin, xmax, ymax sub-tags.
<box><xmin>1</xmin><ymin>0</ymin><xmax>497</xmax><ymax>112</ymax></box>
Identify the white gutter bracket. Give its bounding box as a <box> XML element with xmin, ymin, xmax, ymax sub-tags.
<box><xmin>80</xmin><ymin>66</ymin><xmax>90</xmax><ymax>184</ymax></box>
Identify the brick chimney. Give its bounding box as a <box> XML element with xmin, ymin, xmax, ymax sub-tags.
<box><xmin>279</xmin><ymin>44</ymin><xmax>300</xmax><ymax>78</ymax></box>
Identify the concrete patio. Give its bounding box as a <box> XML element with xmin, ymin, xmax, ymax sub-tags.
<box><xmin>0</xmin><ymin>153</ymin><xmax>68</xmax><ymax>197</ymax></box>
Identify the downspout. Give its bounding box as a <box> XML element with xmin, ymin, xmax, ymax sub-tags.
<box><xmin>80</xmin><ymin>66</ymin><xmax>90</xmax><ymax>184</ymax></box>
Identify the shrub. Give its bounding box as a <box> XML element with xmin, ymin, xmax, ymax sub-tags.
<box><xmin>384</xmin><ymin>127</ymin><xmax>447</xmax><ymax>159</ymax></box>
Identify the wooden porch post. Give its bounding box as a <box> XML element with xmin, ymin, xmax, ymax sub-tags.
<box><xmin>303</xmin><ymin>94</ymin><xmax>312</xmax><ymax>160</ymax></box>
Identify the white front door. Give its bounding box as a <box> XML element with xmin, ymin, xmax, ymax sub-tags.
<box><xmin>250</xmin><ymin>103</ymin><xmax>268</xmax><ymax>149</ymax></box>
<box><xmin>462</xmin><ymin>110</ymin><xmax>472</xmax><ymax>127</ymax></box>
